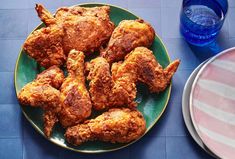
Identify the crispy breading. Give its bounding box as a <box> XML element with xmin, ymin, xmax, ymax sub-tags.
<box><xmin>17</xmin><ymin>66</ymin><xmax>65</xmax><ymax>137</ymax></box>
<box><xmin>115</xmin><ymin>47</ymin><xmax>180</xmax><ymax>93</ymax></box>
<box><xmin>23</xmin><ymin>4</ymin><xmax>114</xmax><ymax>68</ymax></box>
<box><xmin>55</xmin><ymin>6</ymin><xmax>115</xmax><ymax>54</ymax></box>
<box><xmin>23</xmin><ymin>26</ymin><xmax>66</xmax><ymax>68</ymax></box>
<box><xmin>87</xmin><ymin>47</ymin><xmax>180</xmax><ymax>110</ymax></box>
<box><xmin>101</xmin><ymin>19</ymin><xmax>155</xmax><ymax>63</ymax></box>
<box><xmin>59</xmin><ymin>50</ymin><xmax>92</xmax><ymax>128</ymax></box>
<box><xmin>65</xmin><ymin>108</ymin><xmax>146</xmax><ymax>146</ymax></box>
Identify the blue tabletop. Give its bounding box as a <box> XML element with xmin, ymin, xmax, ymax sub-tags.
<box><xmin>0</xmin><ymin>0</ymin><xmax>234</xmax><ymax>158</ymax></box>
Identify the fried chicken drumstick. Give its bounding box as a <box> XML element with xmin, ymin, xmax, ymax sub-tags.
<box><xmin>65</xmin><ymin>108</ymin><xmax>146</xmax><ymax>146</ymax></box>
<box><xmin>24</xmin><ymin>4</ymin><xmax>114</xmax><ymax>68</ymax></box>
<box><xmin>17</xmin><ymin>66</ymin><xmax>65</xmax><ymax>137</ymax></box>
<box><xmin>87</xmin><ymin>47</ymin><xmax>180</xmax><ymax>110</ymax></box>
<box><xmin>59</xmin><ymin>50</ymin><xmax>92</xmax><ymax>128</ymax></box>
<box><xmin>101</xmin><ymin>19</ymin><xmax>155</xmax><ymax>63</ymax></box>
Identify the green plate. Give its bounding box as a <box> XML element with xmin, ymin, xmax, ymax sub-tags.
<box><xmin>14</xmin><ymin>3</ymin><xmax>171</xmax><ymax>153</ymax></box>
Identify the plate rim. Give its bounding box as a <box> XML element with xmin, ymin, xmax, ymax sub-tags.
<box><xmin>189</xmin><ymin>47</ymin><xmax>235</xmax><ymax>158</ymax></box>
<box><xmin>181</xmin><ymin>59</ymin><xmax>218</xmax><ymax>158</ymax></box>
<box><xmin>14</xmin><ymin>2</ymin><xmax>172</xmax><ymax>153</ymax></box>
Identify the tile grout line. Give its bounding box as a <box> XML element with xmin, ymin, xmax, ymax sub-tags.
<box><xmin>165</xmin><ymin>135</ymin><xmax>167</xmax><ymax>159</ymax></box>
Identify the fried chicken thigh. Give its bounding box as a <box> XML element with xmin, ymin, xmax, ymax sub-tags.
<box><xmin>17</xmin><ymin>66</ymin><xmax>65</xmax><ymax>137</ymax></box>
<box><xmin>65</xmin><ymin>108</ymin><xmax>146</xmax><ymax>146</ymax></box>
<box><xmin>59</xmin><ymin>50</ymin><xmax>92</xmax><ymax>128</ymax></box>
<box><xmin>23</xmin><ymin>4</ymin><xmax>114</xmax><ymax>68</ymax></box>
<box><xmin>101</xmin><ymin>19</ymin><xmax>155</xmax><ymax>63</ymax></box>
<box><xmin>87</xmin><ymin>47</ymin><xmax>180</xmax><ymax>110</ymax></box>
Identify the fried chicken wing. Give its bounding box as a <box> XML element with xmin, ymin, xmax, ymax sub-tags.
<box><xmin>59</xmin><ymin>50</ymin><xmax>92</xmax><ymax>128</ymax></box>
<box><xmin>65</xmin><ymin>108</ymin><xmax>146</xmax><ymax>146</ymax></box>
<box><xmin>17</xmin><ymin>66</ymin><xmax>65</xmax><ymax>137</ymax></box>
<box><xmin>87</xmin><ymin>47</ymin><xmax>180</xmax><ymax>110</ymax></box>
<box><xmin>114</xmin><ymin>47</ymin><xmax>180</xmax><ymax>93</ymax></box>
<box><xmin>101</xmin><ymin>19</ymin><xmax>155</xmax><ymax>63</ymax></box>
<box><xmin>24</xmin><ymin>4</ymin><xmax>114</xmax><ymax>68</ymax></box>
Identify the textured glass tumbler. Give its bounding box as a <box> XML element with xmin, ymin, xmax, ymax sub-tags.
<box><xmin>180</xmin><ymin>0</ymin><xmax>228</xmax><ymax>46</ymax></box>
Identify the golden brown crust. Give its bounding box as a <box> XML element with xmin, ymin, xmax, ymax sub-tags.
<box><xmin>43</xmin><ymin>111</ymin><xmax>58</xmax><ymax>137</ymax></box>
<box><xmin>119</xmin><ymin>47</ymin><xmax>180</xmax><ymax>93</ymax></box>
<box><xmin>87</xmin><ymin>57</ymin><xmax>137</xmax><ymax>110</ymax></box>
<box><xmin>61</xmin><ymin>16</ymin><xmax>114</xmax><ymax>54</ymax></box>
<box><xmin>87</xmin><ymin>47</ymin><xmax>180</xmax><ymax>110</ymax></box>
<box><xmin>36</xmin><ymin>66</ymin><xmax>65</xmax><ymax>89</ymax></box>
<box><xmin>23</xmin><ymin>26</ymin><xmax>66</xmax><ymax>68</ymax></box>
<box><xmin>59</xmin><ymin>50</ymin><xmax>92</xmax><ymax>128</ymax></box>
<box><xmin>17</xmin><ymin>66</ymin><xmax>64</xmax><ymax>137</ymax></box>
<box><xmin>55</xmin><ymin>5</ymin><xmax>114</xmax><ymax>54</ymax></box>
<box><xmin>101</xmin><ymin>19</ymin><xmax>155</xmax><ymax>63</ymax></box>
<box><xmin>24</xmin><ymin>4</ymin><xmax>114</xmax><ymax>68</ymax></box>
<box><xmin>65</xmin><ymin>108</ymin><xmax>146</xmax><ymax>146</ymax></box>
<box><xmin>35</xmin><ymin>4</ymin><xmax>56</xmax><ymax>26</ymax></box>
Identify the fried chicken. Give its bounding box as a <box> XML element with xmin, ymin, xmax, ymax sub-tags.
<box><xmin>23</xmin><ymin>4</ymin><xmax>114</xmax><ymax>68</ymax></box>
<box><xmin>87</xmin><ymin>47</ymin><xmax>180</xmax><ymax>110</ymax></box>
<box><xmin>101</xmin><ymin>19</ymin><xmax>155</xmax><ymax>63</ymax></box>
<box><xmin>54</xmin><ymin>5</ymin><xmax>115</xmax><ymax>54</ymax></box>
<box><xmin>59</xmin><ymin>50</ymin><xmax>92</xmax><ymax>128</ymax></box>
<box><xmin>113</xmin><ymin>47</ymin><xmax>180</xmax><ymax>93</ymax></box>
<box><xmin>65</xmin><ymin>108</ymin><xmax>146</xmax><ymax>146</ymax></box>
<box><xmin>17</xmin><ymin>66</ymin><xmax>65</xmax><ymax>137</ymax></box>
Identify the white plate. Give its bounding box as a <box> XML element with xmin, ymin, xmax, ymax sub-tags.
<box><xmin>190</xmin><ymin>47</ymin><xmax>235</xmax><ymax>159</ymax></box>
<box><xmin>182</xmin><ymin>60</ymin><xmax>217</xmax><ymax>158</ymax></box>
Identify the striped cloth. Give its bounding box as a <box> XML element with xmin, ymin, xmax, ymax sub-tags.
<box><xmin>191</xmin><ymin>49</ymin><xmax>235</xmax><ymax>159</ymax></box>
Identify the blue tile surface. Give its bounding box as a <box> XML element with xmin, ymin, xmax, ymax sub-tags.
<box><xmin>228</xmin><ymin>0</ymin><xmax>235</xmax><ymax>7</ymax></box>
<box><xmin>161</xmin><ymin>7</ymin><xmax>182</xmax><ymax>38</ymax></box>
<box><xmin>0</xmin><ymin>40</ymin><xmax>23</xmax><ymax>72</ymax></box>
<box><xmin>128</xmin><ymin>0</ymin><xmax>161</xmax><ymax>8</ymax></box>
<box><xmin>166</xmin><ymin>137</ymin><xmax>214</xmax><ymax>159</ymax></box>
<box><xmin>170</xmin><ymin>70</ymin><xmax>192</xmax><ymax>103</ymax></box>
<box><xmin>0</xmin><ymin>10</ymin><xmax>28</xmax><ymax>39</ymax></box>
<box><xmin>62</xmin><ymin>0</ymin><xmax>127</xmax><ymax>8</ymax></box>
<box><xmin>0</xmin><ymin>104</ymin><xmax>22</xmax><ymax>137</ymax></box>
<box><xmin>23</xmin><ymin>136</ymin><xmax>61</xmax><ymax>159</ymax></box>
<box><xmin>0</xmin><ymin>138</ymin><xmax>23</xmax><ymax>159</ymax></box>
<box><xmin>28</xmin><ymin>0</ymin><xmax>62</xmax><ymax>9</ymax></box>
<box><xmin>60</xmin><ymin>147</ymin><xmax>130</xmax><ymax>159</ymax></box>
<box><xmin>162</xmin><ymin>38</ymin><xmax>201</xmax><ymax>70</ymax></box>
<box><xmin>228</xmin><ymin>7</ymin><xmax>235</xmax><ymax>38</ymax></box>
<box><xmin>0</xmin><ymin>0</ymin><xmax>234</xmax><ymax>159</ymax></box>
<box><xmin>161</xmin><ymin>0</ymin><xmax>182</xmax><ymax>8</ymax></box>
<box><xmin>165</xmin><ymin>101</ymin><xmax>188</xmax><ymax>136</ymax></box>
<box><xmin>130</xmin><ymin>137</ymin><xmax>166</xmax><ymax>159</ymax></box>
<box><xmin>0</xmin><ymin>0</ymin><xmax>29</xmax><ymax>9</ymax></box>
<box><xmin>23</xmin><ymin>117</ymin><xmax>42</xmax><ymax>139</ymax></box>
<box><xmin>0</xmin><ymin>72</ymin><xmax>17</xmax><ymax>104</ymax></box>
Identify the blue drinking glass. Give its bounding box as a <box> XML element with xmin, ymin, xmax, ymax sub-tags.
<box><xmin>180</xmin><ymin>0</ymin><xmax>228</xmax><ymax>46</ymax></box>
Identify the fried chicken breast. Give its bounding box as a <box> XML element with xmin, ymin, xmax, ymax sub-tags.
<box><xmin>54</xmin><ymin>5</ymin><xmax>115</xmax><ymax>54</ymax></box>
<box><xmin>59</xmin><ymin>50</ymin><xmax>92</xmax><ymax>128</ymax></box>
<box><xmin>87</xmin><ymin>47</ymin><xmax>180</xmax><ymax>110</ymax></box>
<box><xmin>23</xmin><ymin>4</ymin><xmax>114</xmax><ymax>68</ymax></box>
<box><xmin>101</xmin><ymin>19</ymin><xmax>155</xmax><ymax>63</ymax></box>
<box><xmin>17</xmin><ymin>66</ymin><xmax>65</xmax><ymax>137</ymax></box>
<box><xmin>65</xmin><ymin>108</ymin><xmax>146</xmax><ymax>146</ymax></box>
